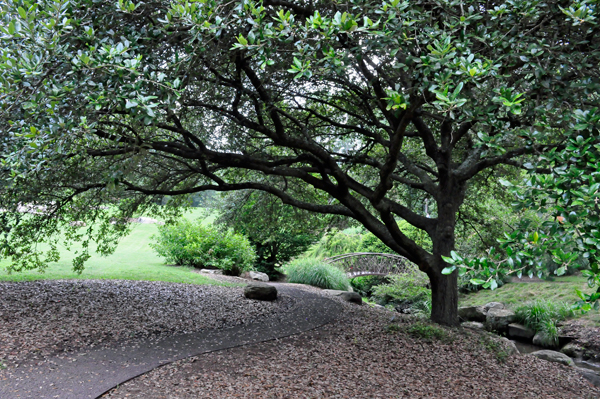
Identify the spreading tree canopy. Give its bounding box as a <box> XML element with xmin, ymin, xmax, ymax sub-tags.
<box><xmin>1</xmin><ymin>0</ymin><xmax>599</xmax><ymax>325</ymax></box>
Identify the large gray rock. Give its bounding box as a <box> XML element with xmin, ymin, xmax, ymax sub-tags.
<box><xmin>532</xmin><ymin>331</ymin><xmax>558</xmax><ymax>348</ymax></box>
<box><xmin>531</xmin><ymin>350</ymin><xmax>574</xmax><ymax>366</ymax></box>
<box><xmin>200</xmin><ymin>269</ymin><xmax>223</xmax><ymax>275</ymax></box>
<box><xmin>458</xmin><ymin>305</ymin><xmax>486</xmax><ymax>322</ymax></box>
<box><xmin>561</xmin><ymin>342</ymin><xmax>584</xmax><ymax>358</ymax></box>
<box><xmin>484</xmin><ymin>302</ymin><xmax>505</xmax><ymax>312</ymax></box>
<box><xmin>485</xmin><ymin>308</ymin><xmax>515</xmax><ymax>333</ymax></box>
<box><xmin>500</xmin><ymin>337</ymin><xmax>519</xmax><ymax>356</ymax></box>
<box><xmin>461</xmin><ymin>321</ymin><xmax>485</xmax><ymax>330</ymax></box>
<box><xmin>508</xmin><ymin>323</ymin><xmax>535</xmax><ymax>341</ymax></box>
<box><xmin>243</xmin><ymin>283</ymin><xmax>277</xmax><ymax>301</ymax></box>
<box><xmin>249</xmin><ymin>271</ymin><xmax>269</xmax><ymax>282</ymax></box>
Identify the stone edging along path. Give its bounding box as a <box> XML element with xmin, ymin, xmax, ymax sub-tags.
<box><xmin>0</xmin><ymin>285</ymin><xmax>343</xmax><ymax>399</ymax></box>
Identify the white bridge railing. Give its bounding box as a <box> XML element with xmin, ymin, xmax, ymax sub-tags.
<box><xmin>324</xmin><ymin>252</ymin><xmax>417</xmax><ymax>278</ymax></box>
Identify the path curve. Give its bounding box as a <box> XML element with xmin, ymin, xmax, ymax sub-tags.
<box><xmin>0</xmin><ymin>285</ymin><xmax>343</xmax><ymax>399</ymax></box>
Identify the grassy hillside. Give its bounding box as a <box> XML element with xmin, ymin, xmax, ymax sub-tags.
<box><xmin>459</xmin><ymin>276</ymin><xmax>600</xmax><ymax>325</ymax></box>
<box><xmin>0</xmin><ymin>208</ymin><xmax>231</xmax><ymax>285</ymax></box>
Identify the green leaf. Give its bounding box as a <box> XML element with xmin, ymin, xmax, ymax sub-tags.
<box><xmin>441</xmin><ymin>266</ymin><xmax>456</xmax><ymax>275</ymax></box>
<box><xmin>470</xmin><ymin>278</ymin><xmax>486</xmax><ymax>285</ymax></box>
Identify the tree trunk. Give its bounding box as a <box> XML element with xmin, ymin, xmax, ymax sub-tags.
<box><xmin>429</xmin><ymin>270</ymin><xmax>459</xmax><ymax>326</ymax></box>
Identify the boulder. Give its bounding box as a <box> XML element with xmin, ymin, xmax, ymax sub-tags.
<box><xmin>484</xmin><ymin>302</ymin><xmax>505</xmax><ymax>312</ymax></box>
<box><xmin>461</xmin><ymin>321</ymin><xmax>485</xmax><ymax>330</ymax></box>
<box><xmin>339</xmin><ymin>292</ymin><xmax>363</xmax><ymax>305</ymax></box>
<box><xmin>531</xmin><ymin>350</ymin><xmax>574</xmax><ymax>366</ymax></box>
<box><xmin>500</xmin><ymin>337</ymin><xmax>519</xmax><ymax>356</ymax></box>
<box><xmin>244</xmin><ymin>283</ymin><xmax>277</xmax><ymax>301</ymax></box>
<box><xmin>508</xmin><ymin>323</ymin><xmax>535</xmax><ymax>341</ymax></box>
<box><xmin>249</xmin><ymin>271</ymin><xmax>269</xmax><ymax>282</ymax></box>
<box><xmin>485</xmin><ymin>308</ymin><xmax>515</xmax><ymax>333</ymax></box>
<box><xmin>458</xmin><ymin>305</ymin><xmax>486</xmax><ymax>322</ymax></box>
<box><xmin>200</xmin><ymin>269</ymin><xmax>223</xmax><ymax>275</ymax></box>
<box><xmin>533</xmin><ymin>331</ymin><xmax>558</xmax><ymax>348</ymax></box>
<box><xmin>561</xmin><ymin>342</ymin><xmax>584</xmax><ymax>358</ymax></box>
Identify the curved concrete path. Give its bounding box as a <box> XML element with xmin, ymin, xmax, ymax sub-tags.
<box><xmin>0</xmin><ymin>285</ymin><xmax>343</xmax><ymax>399</ymax></box>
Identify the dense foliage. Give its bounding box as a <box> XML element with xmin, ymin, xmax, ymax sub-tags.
<box><xmin>216</xmin><ymin>190</ymin><xmax>327</xmax><ymax>277</ymax></box>
<box><xmin>151</xmin><ymin>220</ymin><xmax>256</xmax><ymax>275</ymax></box>
<box><xmin>284</xmin><ymin>258</ymin><xmax>350</xmax><ymax>290</ymax></box>
<box><xmin>514</xmin><ymin>300</ymin><xmax>573</xmax><ymax>348</ymax></box>
<box><xmin>1</xmin><ymin>0</ymin><xmax>598</xmax><ymax>324</ymax></box>
<box><xmin>304</xmin><ymin>228</ymin><xmax>391</xmax><ymax>258</ymax></box>
<box><xmin>372</xmin><ymin>272</ymin><xmax>431</xmax><ymax>312</ymax></box>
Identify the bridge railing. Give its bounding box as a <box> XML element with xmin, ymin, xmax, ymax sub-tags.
<box><xmin>324</xmin><ymin>252</ymin><xmax>419</xmax><ymax>278</ymax></box>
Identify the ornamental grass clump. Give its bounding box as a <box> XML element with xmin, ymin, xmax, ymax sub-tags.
<box><xmin>514</xmin><ymin>299</ymin><xmax>573</xmax><ymax>348</ymax></box>
<box><xmin>284</xmin><ymin>258</ymin><xmax>350</xmax><ymax>290</ymax></box>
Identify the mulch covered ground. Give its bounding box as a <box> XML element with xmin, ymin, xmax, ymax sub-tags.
<box><xmin>104</xmin><ymin>297</ymin><xmax>599</xmax><ymax>399</ymax></box>
<box><xmin>1</xmin><ymin>279</ymin><xmax>598</xmax><ymax>398</ymax></box>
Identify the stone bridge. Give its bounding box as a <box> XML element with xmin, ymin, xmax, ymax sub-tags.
<box><xmin>324</xmin><ymin>252</ymin><xmax>417</xmax><ymax>278</ymax></box>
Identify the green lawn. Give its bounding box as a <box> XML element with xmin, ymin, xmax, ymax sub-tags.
<box><xmin>459</xmin><ymin>276</ymin><xmax>600</xmax><ymax>325</ymax></box>
<box><xmin>0</xmin><ymin>208</ymin><xmax>234</xmax><ymax>286</ymax></box>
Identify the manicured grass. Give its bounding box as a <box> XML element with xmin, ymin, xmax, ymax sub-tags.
<box><xmin>0</xmin><ymin>208</ymin><xmax>236</xmax><ymax>286</ymax></box>
<box><xmin>458</xmin><ymin>276</ymin><xmax>600</xmax><ymax>325</ymax></box>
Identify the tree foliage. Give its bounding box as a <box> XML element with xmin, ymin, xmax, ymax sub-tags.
<box><xmin>1</xmin><ymin>0</ymin><xmax>599</xmax><ymax>324</ymax></box>
<box><xmin>216</xmin><ymin>190</ymin><xmax>328</xmax><ymax>276</ymax></box>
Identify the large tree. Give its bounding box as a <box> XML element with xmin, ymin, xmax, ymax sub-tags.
<box><xmin>1</xmin><ymin>0</ymin><xmax>598</xmax><ymax>325</ymax></box>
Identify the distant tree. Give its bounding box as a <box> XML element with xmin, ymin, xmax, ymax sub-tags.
<box><xmin>1</xmin><ymin>0</ymin><xmax>598</xmax><ymax>325</ymax></box>
<box><xmin>216</xmin><ymin>190</ymin><xmax>329</xmax><ymax>277</ymax></box>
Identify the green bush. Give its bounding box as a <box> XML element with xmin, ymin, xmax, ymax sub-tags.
<box><xmin>350</xmin><ymin>275</ymin><xmax>388</xmax><ymax>297</ymax></box>
<box><xmin>284</xmin><ymin>258</ymin><xmax>350</xmax><ymax>290</ymax></box>
<box><xmin>371</xmin><ymin>272</ymin><xmax>431</xmax><ymax>309</ymax></box>
<box><xmin>514</xmin><ymin>300</ymin><xmax>573</xmax><ymax>348</ymax></box>
<box><xmin>151</xmin><ymin>220</ymin><xmax>256</xmax><ymax>275</ymax></box>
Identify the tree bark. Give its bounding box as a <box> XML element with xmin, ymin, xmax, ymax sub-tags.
<box><xmin>429</xmin><ymin>270</ymin><xmax>459</xmax><ymax>326</ymax></box>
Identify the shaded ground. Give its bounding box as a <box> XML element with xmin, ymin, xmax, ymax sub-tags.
<box><xmin>1</xmin><ymin>278</ymin><xmax>598</xmax><ymax>398</ymax></box>
<box><xmin>104</xmin><ymin>301</ymin><xmax>599</xmax><ymax>399</ymax></box>
<box><xmin>0</xmin><ymin>280</ymin><xmax>291</xmax><ymax>366</ymax></box>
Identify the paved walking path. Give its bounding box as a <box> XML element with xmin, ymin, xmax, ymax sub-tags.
<box><xmin>0</xmin><ymin>285</ymin><xmax>343</xmax><ymax>399</ymax></box>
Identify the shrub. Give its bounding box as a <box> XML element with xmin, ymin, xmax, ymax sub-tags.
<box><xmin>350</xmin><ymin>275</ymin><xmax>388</xmax><ymax>297</ymax></box>
<box><xmin>371</xmin><ymin>272</ymin><xmax>431</xmax><ymax>309</ymax></box>
<box><xmin>151</xmin><ymin>220</ymin><xmax>256</xmax><ymax>275</ymax></box>
<box><xmin>514</xmin><ymin>300</ymin><xmax>573</xmax><ymax>348</ymax></box>
<box><xmin>284</xmin><ymin>258</ymin><xmax>350</xmax><ymax>290</ymax></box>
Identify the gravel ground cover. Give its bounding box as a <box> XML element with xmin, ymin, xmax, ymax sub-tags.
<box><xmin>103</xmin><ymin>300</ymin><xmax>599</xmax><ymax>399</ymax></box>
<box><xmin>0</xmin><ymin>279</ymin><xmax>293</xmax><ymax>366</ymax></box>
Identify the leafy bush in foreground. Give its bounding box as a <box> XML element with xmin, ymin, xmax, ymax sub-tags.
<box><xmin>284</xmin><ymin>258</ymin><xmax>350</xmax><ymax>290</ymax></box>
<box><xmin>514</xmin><ymin>300</ymin><xmax>573</xmax><ymax>348</ymax></box>
<box><xmin>151</xmin><ymin>220</ymin><xmax>256</xmax><ymax>275</ymax></box>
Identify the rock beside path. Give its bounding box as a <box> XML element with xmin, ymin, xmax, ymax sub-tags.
<box><xmin>244</xmin><ymin>284</ymin><xmax>278</xmax><ymax>301</ymax></box>
<box><xmin>249</xmin><ymin>271</ymin><xmax>269</xmax><ymax>282</ymax></box>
